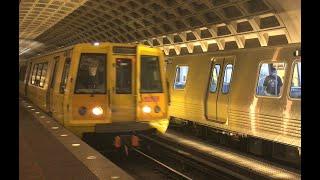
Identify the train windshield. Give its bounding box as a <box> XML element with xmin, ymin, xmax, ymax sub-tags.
<box><xmin>140</xmin><ymin>55</ymin><xmax>163</xmax><ymax>93</ymax></box>
<box><xmin>75</xmin><ymin>53</ymin><xmax>106</xmax><ymax>94</ymax></box>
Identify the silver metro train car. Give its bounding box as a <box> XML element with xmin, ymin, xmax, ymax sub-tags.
<box><xmin>166</xmin><ymin>43</ymin><xmax>301</xmax><ymax>165</ymax></box>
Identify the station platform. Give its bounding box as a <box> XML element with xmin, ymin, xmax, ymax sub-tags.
<box><xmin>19</xmin><ymin>97</ymin><xmax>134</xmax><ymax>180</ymax></box>
<box><xmin>162</xmin><ymin>130</ymin><xmax>301</xmax><ymax>179</ymax></box>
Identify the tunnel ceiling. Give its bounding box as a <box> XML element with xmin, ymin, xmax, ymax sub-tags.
<box><xmin>19</xmin><ymin>0</ymin><xmax>301</xmax><ymax>59</ymax></box>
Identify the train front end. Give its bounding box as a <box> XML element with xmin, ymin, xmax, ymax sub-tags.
<box><xmin>65</xmin><ymin>43</ymin><xmax>169</xmax><ymax>138</ymax></box>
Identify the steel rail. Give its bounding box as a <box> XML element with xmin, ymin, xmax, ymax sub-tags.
<box><xmin>131</xmin><ymin>147</ymin><xmax>193</xmax><ymax>180</ymax></box>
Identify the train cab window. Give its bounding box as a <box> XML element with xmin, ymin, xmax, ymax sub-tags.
<box><xmin>116</xmin><ymin>58</ymin><xmax>132</xmax><ymax>94</ymax></box>
<box><xmin>140</xmin><ymin>56</ymin><xmax>163</xmax><ymax>93</ymax></box>
<box><xmin>209</xmin><ymin>64</ymin><xmax>221</xmax><ymax>93</ymax></box>
<box><xmin>31</xmin><ymin>64</ymin><xmax>38</xmax><ymax>85</ymax></box>
<box><xmin>290</xmin><ymin>62</ymin><xmax>301</xmax><ymax>99</ymax></box>
<box><xmin>60</xmin><ymin>58</ymin><xmax>71</xmax><ymax>94</ymax></box>
<box><xmin>75</xmin><ymin>54</ymin><xmax>106</xmax><ymax>94</ymax></box>
<box><xmin>222</xmin><ymin>64</ymin><xmax>233</xmax><ymax>93</ymax></box>
<box><xmin>256</xmin><ymin>62</ymin><xmax>285</xmax><ymax>97</ymax></box>
<box><xmin>174</xmin><ymin>65</ymin><xmax>189</xmax><ymax>90</ymax></box>
<box><xmin>39</xmin><ymin>63</ymin><xmax>48</xmax><ymax>87</ymax></box>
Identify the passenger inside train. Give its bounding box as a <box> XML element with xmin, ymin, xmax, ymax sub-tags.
<box><xmin>263</xmin><ymin>67</ymin><xmax>283</xmax><ymax>96</ymax></box>
<box><xmin>256</xmin><ymin>63</ymin><xmax>285</xmax><ymax>96</ymax></box>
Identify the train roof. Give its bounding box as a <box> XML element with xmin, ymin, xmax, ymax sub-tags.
<box><xmin>24</xmin><ymin>42</ymin><xmax>154</xmax><ymax>62</ymax></box>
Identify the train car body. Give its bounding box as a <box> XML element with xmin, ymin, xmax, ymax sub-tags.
<box><xmin>19</xmin><ymin>43</ymin><xmax>169</xmax><ymax>137</ymax></box>
<box><xmin>166</xmin><ymin>43</ymin><xmax>301</xmax><ymax>165</ymax></box>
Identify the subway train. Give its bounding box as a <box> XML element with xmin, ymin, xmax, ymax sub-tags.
<box><xmin>166</xmin><ymin>43</ymin><xmax>301</xmax><ymax>165</ymax></box>
<box><xmin>19</xmin><ymin>42</ymin><xmax>169</xmax><ymax>138</ymax></box>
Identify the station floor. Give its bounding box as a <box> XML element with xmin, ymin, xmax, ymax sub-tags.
<box><xmin>19</xmin><ymin>97</ymin><xmax>133</xmax><ymax>180</ymax></box>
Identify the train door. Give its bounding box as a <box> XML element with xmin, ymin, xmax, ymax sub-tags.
<box><xmin>205</xmin><ymin>57</ymin><xmax>224</xmax><ymax>121</ymax></box>
<box><xmin>55</xmin><ymin>57</ymin><xmax>71</xmax><ymax>124</ymax></box>
<box><xmin>111</xmin><ymin>55</ymin><xmax>136</xmax><ymax>122</ymax></box>
<box><xmin>205</xmin><ymin>57</ymin><xmax>235</xmax><ymax>123</ymax></box>
<box><xmin>48</xmin><ymin>57</ymin><xmax>59</xmax><ymax>113</ymax></box>
<box><xmin>287</xmin><ymin>60</ymin><xmax>301</xmax><ymax>120</ymax></box>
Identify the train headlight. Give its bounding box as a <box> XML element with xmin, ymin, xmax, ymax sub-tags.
<box><xmin>92</xmin><ymin>106</ymin><xmax>103</xmax><ymax>116</ymax></box>
<box><xmin>142</xmin><ymin>105</ymin><xmax>152</xmax><ymax>113</ymax></box>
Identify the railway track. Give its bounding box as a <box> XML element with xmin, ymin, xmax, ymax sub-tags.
<box><xmin>136</xmin><ymin>134</ymin><xmax>254</xmax><ymax>180</ymax></box>
<box><xmin>131</xmin><ymin>147</ymin><xmax>193</xmax><ymax>180</ymax></box>
<box><xmin>98</xmin><ymin>133</ymin><xmax>272</xmax><ymax>180</ymax></box>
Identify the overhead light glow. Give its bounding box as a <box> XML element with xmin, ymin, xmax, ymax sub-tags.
<box><xmin>93</xmin><ymin>42</ymin><xmax>100</xmax><ymax>46</ymax></box>
<box><xmin>19</xmin><ymin>48</ymin><xmax>31</xmax><ymax>55</ymax></box>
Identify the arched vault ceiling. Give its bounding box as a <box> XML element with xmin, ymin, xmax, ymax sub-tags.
<box><xmin>19</xmin><ymin>0</ymin><xmax>300</xmax><ymax>58</ymax></box>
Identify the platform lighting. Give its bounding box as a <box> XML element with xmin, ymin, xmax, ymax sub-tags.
<box><xmin>86</xmin><ymin>156</ymin><xmax>96</xmax><ymax>160</ymax></box>
<box><xmin>93</xmin><ymin>42</ymin><xmax>100</xmax><ymax>46</ymax></box>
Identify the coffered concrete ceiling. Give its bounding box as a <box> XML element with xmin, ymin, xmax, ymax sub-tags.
<box><xmin>19</xmin><ymin>0</ymin><xmax>300</xmax><ymax>59</ymax></box>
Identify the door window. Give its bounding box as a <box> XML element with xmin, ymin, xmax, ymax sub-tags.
<box><xmin>222</xmin><ymin>64</ymin><xmax>233</xmax><ymax>94</ymax></box>
<box><xmin>289</xmin><ymin>62</ymin><xmax>301</xmax><ymax>99</ymax></box>
<box><xmin>116</xmin><ymin>58</ymin><xmax>132</xmax><ymax>94</ymax></box>
<box><xmin>60</xmin><ymin>58</ymin><xmax>71</xmax><ymax>94</ymax></box>
<box><xmin>209</xmin><ymin>64</ymin><xmax>221</xmax><ymax>93</ymax></box>
<box><xmin>50</xmin><ymin>59</ymin><xmax>59</xmax><ymax>88</ymax></box>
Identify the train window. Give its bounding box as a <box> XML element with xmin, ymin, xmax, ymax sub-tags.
<box><xmin>31</xmin><ymin>64</ymin><xmax>38</xmax><ymax>85</ymax></box>
<box><xmin>19</xmin><ymin>65</ymin><xmax>27</xmax><ymax>81</ymax></box>
<box><xmin>174</xmin><ymin>65</ymin><xmax>189</xmax><ymax>90</ymax></box>
<box><xmin>116</xmin><ymin>58</ymin><xmax>132</xmax><ymax>94</ymax></box>
<box><xmin>222</xmin><ymin>64</ymin><xmax>233</xmax><ymax>93</ymax></box>
<box><xmin>209</xmin><ymin>64</ymin><xmax>221</xmax><ymax>93</ymax></box>
<box><xmin>256</xmin><ymin>62</ymin><xmax>285</xmax><ymax>97</ymax></box>
<box><xmin>39</xmin><ymin>63</ymin><xmax>48</xmax><ymax>87</ymax></box>
<box><xmin>35</xmin><ymin>63</ymin><xmax>43</xmax><ymax>86</ymax></box>
<box><xmin>75</xmin><ymin>54</ymin><xmax>106</xmax><ymax>94</ymax></box>
<box><xmin>140</xmin><ymin>56</ymin><xmax>163</xmax><ymax>93</ymax></box>
<box><xmin>60</xmin><ymin>58</ymin><xmax>71</xmax><ymax>94</ymax></box>
<box><xmin>289</xmin><ymin>62</ymin><xmax>301</xmax><ymax>99</ymax></box>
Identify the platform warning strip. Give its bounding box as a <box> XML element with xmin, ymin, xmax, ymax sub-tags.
<box><xmin>19</xmin><ymin>97</ymin><xmax>134</xmax><ymax>180</ymax></box>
